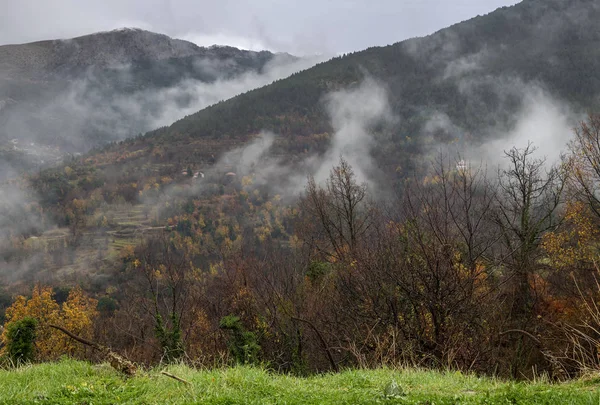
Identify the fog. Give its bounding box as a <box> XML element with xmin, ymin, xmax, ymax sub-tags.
<box><xmin>212</xmin><ymin>77</ymin><xmax>394</xmax><ymax>198</ymax></box>
<box><xmin>477</xmin><ymin>87</ymin><xmax>579</xmax><ymax>169</ymax></box>
<box><xmin>1</xmin><ymin>52</ymin><xmax>326</xmax><ymax>161</ymax></box>
<box><xmin>1</xmin><ymin>0</ymin><xmax>598</xmax><ymax>288</ymax></box>
<box><xmin>1</xmin><ymin>0</ymin><xmax>520</xmax><ymax>54</ymax></box>
<box><xmin>137</xmin><ymin>77</ymin><xmax>395</xmax><ymax>219</ymax></box>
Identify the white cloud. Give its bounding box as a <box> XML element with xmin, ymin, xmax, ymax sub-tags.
<box><xmin>473</xmin><ymin>87</ymin><xmax>581</xmax><ymax>169</ymax></box>
<box><xmin>181</xmin><ymin>33</ymin><xmax>271</xmax><ymax>52</ymax></box>
<box><xmin>0</xmin><ymin>0</ymin><xmax>520</xmax><ymax>53</ymax></box>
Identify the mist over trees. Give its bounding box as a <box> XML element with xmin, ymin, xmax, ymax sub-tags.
<box><xmin>0</xmin><ymin>29</ymin><xmax>324</xmax><ymax>179</ymax></box>
<box><xmin>4</xmin><ymin>114</ymin><xmax>600</xmax><ymax>379</ymax></box>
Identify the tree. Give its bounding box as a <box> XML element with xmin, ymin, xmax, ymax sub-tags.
<box><xmin>1</xmin><ymin>285</ymin><xmax>97</xmax><ymax>360</ymax></box>
<box><xmin>542</xmin><ymin>200</ymin><xmax>598</xmax><ymax>270</ymax></box>
<box><xmin>2</xmin><ymin>285</ymin><xmax>60</xmax><ymax>360</ymax></box>
<box><xmin>492</xmin><ymin>143</ymin><xmax>564</xmax><ymax>376</ymax></box>
<box><xmin>58</xmin><ymin>287</ymin><xmax>98</xmax><ymax>356</ymax></box>
<box><xmin>219</xmin><ymin>315</ymin><xmax>260</xmax><ymax>365</ymax></box>
<box><xmin>567</xmin><ymin>114</ymin><xmax>600</xmax><ymax>218</ymax></box>
<box><xmin>297</xmin><ymin>157</ymin><xmax>374</xmax><ymax>263</ymax></box>
<box><xmin>373</xmin><ymin>154</ymin><xmax>497</xmax><ymax>367</ymax></box>
<box><xmin>494</xmin><ymin>143</ymin><xmax>564</xmax><ymax>323</ymax></box>
<box><xmin>127</xmin><ymin>234</ymin><xmax>200</xmax><ymax>362</ymax></box>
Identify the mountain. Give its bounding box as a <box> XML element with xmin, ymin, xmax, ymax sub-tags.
<box><xmin>3</xmin><ymin>0</ymin><xmax>600</xmax><ymax>376</ymax></box>
<box><xmin>4</xmin><ymin>0</ymin><xmax>600</xmax><ymax>289</ymax></box>
<box><xmin>0</xmin><ymin>28</ymin><xmax>302</xmax><ymax>177</ymax></box>
<box><xmin>58</xmin><ymin>0</ymin><xmax>597</xmax><ymax>190</ymax></box>
<box><xmin>0</xmin><ymin>28</ymin><xmax>206</xmax><ymax>78</ymax></box>
<box><xmin>23</xmin><ymin>0</ymin><xmax>600</xmax><ymax>197</ymax></box>
<box><xmin>0</xmin><ymin>28</ymin><xmax>293</xmax><ymax>85</ymax></box>
<box><xmin>155</xmin><ymin>0</ymin><xmax>600</xmax><ymax>145</ymax></box>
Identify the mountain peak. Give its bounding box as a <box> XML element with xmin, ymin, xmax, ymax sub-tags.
<box><xmin>0</xmin><ymin>29</ymin><xmax>207</xmax><ymax>78</ymax></box>
<box><xmin>106</xmin><ymin>27</ymin><xmax>145</xmax><ymax>33</ymax></box>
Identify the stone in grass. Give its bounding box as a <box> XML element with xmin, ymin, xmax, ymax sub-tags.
<box><xmin>33</xmin><ymin>392</ymin><xmax>49</xmax><ymax>401</ymax></box>
<box><xmin>383</xmin><ymin>380</ymin><xmax>405</xmax><ymax>398</ymax></box>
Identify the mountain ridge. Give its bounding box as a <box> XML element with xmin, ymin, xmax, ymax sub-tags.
<box><xmin>139</xmin><ymin>0</ymin><xmax>599</xmax><ymax>149</ymax></box>
<box><xmin>0</xmin><ymin>28</ymin><xmax>285</xmax><ymax>79</ymax></box>
<box><xmin>0</xmin><ymin>28</ymin><xmax>306</xmax><ymax>176</ymax></box>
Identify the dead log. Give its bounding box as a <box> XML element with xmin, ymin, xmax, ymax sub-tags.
<box><xmin>48</xmin><ymin>324</ymin><xmax>137</xmax><ymax>376</ymax></box>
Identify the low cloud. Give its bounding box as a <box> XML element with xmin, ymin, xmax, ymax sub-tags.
<box><xmin>443</xmin><ymin>48</ymin><xmax>488</xmax><ymax>80</ymax></box>
<box><xmin>471</xmin><ymin>86</ymin><xmax>580</xmax><ymax>170</ymax></box>
<box><xmin>313</xmin><ymin>77</ymin><xmax>394</xmax><ymax>184</ymax></box>
<box><xmin>144</xmin><ymin>76</ymin><xmax>394</xmax><ymax>210</ymax></box>
<box><xmin>0</xmin><ymin>183</ymin><xmax>48</xmax><ymax>281</ymax></box>
<box><xmin>219</xmin><ymin>77</ymin><xmax>394</xmax><ymax>196</ymax></box>
<box><xmin>1</xmin><ymin>52</ymin><xmax>327</xmax><ymax>159</ymax></box>
<box><xmin>181</xmin><ymin>33</ymin><xmax>271</xmax><ymax>53</ymax></box>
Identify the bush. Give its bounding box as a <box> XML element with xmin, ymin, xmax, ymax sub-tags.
<box><xmin>5</xmin><ymin>317</ymin><xmax>38</xmax><ymax>364</ymax></box>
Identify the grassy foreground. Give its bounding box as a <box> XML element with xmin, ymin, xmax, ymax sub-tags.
<box><xmin>1</xmin><ymin>359</ymin><xmax>599</xmax><ymax>404</ymax></box>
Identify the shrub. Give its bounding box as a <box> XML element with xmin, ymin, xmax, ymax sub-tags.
<box><xmin>5</xmin><ymin>317</ymin><xmax>38</xmax><ymax>364</ymax></box>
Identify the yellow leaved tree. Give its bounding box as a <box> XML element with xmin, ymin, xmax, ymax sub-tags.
<box><xmin>542</xmin><ymin>201</ymin><xmax>598</xmax><ymax>269</ymax></box>
<box><xmin>1</xmin><ymin>285</ymin><xmax>98</xmax><ymax>360</ymax></box>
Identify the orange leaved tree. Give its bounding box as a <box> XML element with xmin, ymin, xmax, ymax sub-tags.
<box><xmin>1</xmin><ymin>285</ymin><xmax>97</xmax><ymax>360</ymax></box>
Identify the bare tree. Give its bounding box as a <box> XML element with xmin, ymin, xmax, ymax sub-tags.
<box><xmin>297</xmin><ymin>157</ymin><xmax>375</xmax><ymax>263</ymax></box>
<box><xmin>377</xmin><ymin>154</ymin><xmax>498</xmax><ymax>367</ymax></box>
<box><xmin>129</xmin><ymin>233</ymin><xmax>200</xmax><ymax>362</ymax></box>
<box><xmin>494</xmin><ymin>143</ymin><xmax>564</xmax><ymax>323</ymax></box>
<box><xmin>491</xmin><ymin>143</ymin><xmax>565</xmax><ymax>376</ymax></box>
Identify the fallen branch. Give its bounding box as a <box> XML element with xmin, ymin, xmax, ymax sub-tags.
<box><xmin>48</xmin><ymin>324</ymin><xmax>101</xmax><ymax>350</ymax></box>
<box><xmin>499</xmin><ymin>329</ymin><xmax>542</xmax><ymax>346</ymax></box>
<box><xmin>47</xmin><ymin>324</ymin><xmax>137</xmax><ymax>376</ymax></box>
<box><xmin>161</xmin><ymin>371</ymin><xmax>191</xmax><ymax>384</ymax></box>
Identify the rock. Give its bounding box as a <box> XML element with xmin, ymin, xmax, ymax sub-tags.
<box><xmin>383</xmin><ymin>380</ymin><xmax>404</xmax><ymax>398</ymax></box>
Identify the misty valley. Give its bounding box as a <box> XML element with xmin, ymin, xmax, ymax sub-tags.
<box><xmin>3</xmin><ymin>1</ymin><xmax>600</xmax><ymax>402</ymax></box>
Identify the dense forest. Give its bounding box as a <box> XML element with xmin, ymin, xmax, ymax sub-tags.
<box><xmin>2</xmin><ymin>0</ymin><xmax>600</xmax><ymax>380</ymax></box>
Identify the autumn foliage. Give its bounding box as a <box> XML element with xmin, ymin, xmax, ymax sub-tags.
<box><xmin>1</xmin><ymin>285</ymin><xmax>97</xmax><ymax>361</ymax></box>
<box><xmin>6</xmin><ymin>117</ymin><xmax>600</xmax><ymax>379</ymax></box>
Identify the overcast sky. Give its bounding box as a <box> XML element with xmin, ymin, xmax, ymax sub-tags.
<box><xmin>2</xmin><ymin>0</ymin><xmax>520</xmax><ymax>54</ymax></box>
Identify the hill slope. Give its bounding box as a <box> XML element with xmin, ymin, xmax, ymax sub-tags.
<box><xmin>126</xmin><ymin>0</ymin><xmax>600</xmax><ymax>174</ymax></box>
<box><xmin>0</xmin><ymin>29</ymin><xmax>306</xmax><ymax>176</ymax></box>
<box><xmin>4</xmin><ymin>0</ymin><xmax>600</xmax><ymax>304</ymax></box>
<box><xmin>0</xmin><ymin>28</ymin><xmax>206</xmax><ymax>77</ymax></box>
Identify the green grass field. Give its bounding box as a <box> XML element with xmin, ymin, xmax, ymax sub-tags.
<box><xmin>1</xmin><ymin>359</ymin><xmax>599</xmax><ymax>404</ymax></box>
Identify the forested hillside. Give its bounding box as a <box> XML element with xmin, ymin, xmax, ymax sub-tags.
<box><xmin>3</xmin><ymin>0</ymin><xmax>600</xmax><ymax>379</ymax></box>
<box><xmin>141</xmin><ymin>0</ymin><xmax>600</xmax><ymax>162</ymax></box>
<box><xmin>0</xmin><ymin>28</ymin><xmax>304</xmax><ymax>177</ymax></box>
<box><xmin>33</xmin><ymin>0</ymin><xmax>598</xmax><ymax>189</ymax></box>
